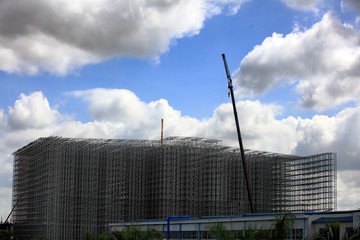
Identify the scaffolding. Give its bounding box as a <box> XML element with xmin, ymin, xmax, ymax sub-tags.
<box><xmin>12</xmin><ymin>136</ymin><xmax>336</xmax><ymax>240</ymax></box>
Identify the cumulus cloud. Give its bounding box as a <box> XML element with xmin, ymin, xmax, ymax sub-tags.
<box><xmin>0</xmin><ymin>89</ymin><xmax>359</xmax><ymax>218</ymax></box>
<box><xmin>294</xmin><ymin>106</ymin><xmax>360</xmax><ymax>170</ymax></box>
<box><xmin>337</xmin><ymin>171</ymin><xmax>360</xmax><ymax>209</ymax></box>
<box><xmin>234</xmin><ymin>12</ymin><xmax>360</xmax><ymax>111</ymax></box>
<box><xmin>71</xmin><ymin>88</ymin><xmax>206</xmax><ymax>139</ymax></box>
<box><xmin>5</xmin><ymin>92</ymin><xmax>60</xmax><ymax>130</ymax></box>
<box><xmin>72</xmin><ymin>89</ymin><xmax>149</xmax><ymax>123</ymax></box>
<box><xmin>205</xmin><ymin>100</ymin><xmax>299</xmax><ymax>153</ymax></box>
<box><xmin>70</xmin><ymin>89</ymin><xmax>298</xmax><ymax>153</ymax></box>
<box><xmin>280</xmin><ymin>0</ymin><xmax>323</xmax><ymax>10</ymax></box>
<box><xmin>0</xmin><ymin>0</ymin><xmax>248</xmax><ymax>75</ymax></box>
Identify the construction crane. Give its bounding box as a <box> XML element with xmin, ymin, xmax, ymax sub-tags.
<box><xmin>222</xmin><ymin>53</ymin><xmax>255</xmax><ymax>214</ymax></box>
<box><xmin>1</xmin><ymin>193</ymin><xmax>22</xmax><ymax>228</ymax></box>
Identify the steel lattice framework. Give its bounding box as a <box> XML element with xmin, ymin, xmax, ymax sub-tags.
<box><xmin>12</xmin><ymin>136</ymin><xmax>336</xmax><ymax>239</ymax></box>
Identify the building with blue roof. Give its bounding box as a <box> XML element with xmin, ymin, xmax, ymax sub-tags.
<box><xmin>110</xmin><ymin>210</ymin><xmax>360</xmax><ymax>239</ymax></box>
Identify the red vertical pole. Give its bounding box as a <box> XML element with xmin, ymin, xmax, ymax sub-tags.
<box><xmin>161</xmin><ymin>118</ymin><xmax>164</xmax><ymax>146</ymax></box>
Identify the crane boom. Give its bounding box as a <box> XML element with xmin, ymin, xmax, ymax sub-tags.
<box><xmin>222</xmin><ymin>53</ymin><xmax>255</xmax><ymax>214</ymax></box>
<box><xmin>3</xmin><ymin>194</ymin><xmax>22</xmax><ymax>224</ymax></box>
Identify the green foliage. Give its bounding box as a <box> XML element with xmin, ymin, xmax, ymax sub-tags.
<box><xmin>208</xmin><ymin>216</ymin><xmax>295</xmax><ymax>240</ymax></box>
<box><xmin>342</xmin><ymin>227</ymin><xmax>360</xmax><ymax>240</ymax></box>
<box><xmin>272</xmin><ymin>212</ymin><xmax>296</xmax><ymax>240</ymax></box>
<box><xmin>309</xmin><ymin>207</ymin><xmax>360</xmax><ymax>240</ymax></box>
<box><xmin>84</xmin><ymin>232</ymin><xmax>96</xmax><ymax>240</ymax></box>
<box><xmin>97</xmin><ymin>232</ymin><xmax>113</xmax><ymax>240</ymax></box>
<box><xmin>238</xmin><ymin>213</ymin><xmax>294</xmax><ymax>240</ymax></box>
<box><xmin>122</xmin><ymin>225</ymin><xmax>143</xmax><ymax>240</ymax></box>
<box><xmin>309</xmin><ymin>222</ymin><xmax>341</xmax><ymax>240</ymax></box>
<box><xmin>208</xmin><ymin>222</ymin><xmax>235</xmax><ymax>240</ymax></box>
<box><xmin>0</xmin><ymin>229</ymin><xmax>13</xmax><ymax>240</ymax></box>
<box><xmin>142</xmin><ymin>228</ymin><xmax>162</xmax><ymax>240</ymax></box>
<box><xmin>237</xmin><ymin>224</ymin><xmax>271</xmax><ymax>240</ymax></box>
<box><xmin>83</xmin><ymin>231</ymin><xmax>113</xmax><ymax>240</ymax></box>
<box><xmin>112</xmin><ymin>231</ymin><xmax>124</xmax><ymax>240</ymax></box>
<box><xmin>343</xmin><ymin>208</ymin><xmax>360</xmax><ymax>240</ymax></box>
<box><xmin>112</xmin><ymin>226</ymin><xmax>161</xmax><ymax>240</ymax></box>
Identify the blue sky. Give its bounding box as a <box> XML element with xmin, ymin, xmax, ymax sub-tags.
<box><xmin>1</xmin><ymin>0</ymin><xmax>360</xmax><ymax>220</ymax></box>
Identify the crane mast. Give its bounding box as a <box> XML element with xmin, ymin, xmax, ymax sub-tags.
<box><xmin>221</xmin><ymin>53</ymin><xmax>255</xmax><ymax>214</ymax></box>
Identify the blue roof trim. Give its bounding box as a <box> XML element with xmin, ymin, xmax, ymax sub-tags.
<box><xmin>135</xmin><ymin>219</ymin><xmax>167</xmax><ymax>223</ymax></box>
<box><xmin>199</xmin><ymin>216</ymin><xmax>242</xmax><ymax>219</ymax></box>
<box><xmin>306</xmin><ymin>210</ymin><xmax>360</xmax><ymax>216</ymax></box>
<box><xmin>110</xmin><ymin>210</ymin><xmax>360</xmax><ymax>225</ymax></box>
<box><xmin>242</xmin><ymin>213</ymin><xmax>280</xmax><ymax>217</ymax></box>
<box><xmin>312</xmin><ymin>217</ymin><xmax>353</xmax><ymax>223</ymax></box>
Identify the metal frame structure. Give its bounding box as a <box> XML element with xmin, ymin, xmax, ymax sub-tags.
<box><xmin>12</xmin><ymin>136</ymin><xmax>336</xmax><ymax>239</ymax></box>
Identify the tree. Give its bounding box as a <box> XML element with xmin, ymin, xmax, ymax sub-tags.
<box><xmin>121</xmin><ymin>225</ymin><xmax>144</xmax><ymax>240</ymax></box>
<box><xmin>237</xmin><ymin>224</ymin><xmax>271</xmax><ymax>240</ymax></box>
<box><xmin>102</xmin><ymin>226</ymin><xmax>162</xmax><ymax>240</ymax></box>
<box><xmin>142</xmin><ymin>228</ymin><xmax>162</xmax><ymax>240</ymax></box>
<box><xmin>342</xmin><ymin>227</ymin><xmax>360</xmax><ymax>240</ymax></box>
<box><xmin>112</xmin><ymin>231</ymin><xmax>124</xmax><ymax>240</ymax></box>
<box><xmin>83</xmin><ymin>231</ymin><xmax>114</xmax><ymax>240</ymax></box>
<box><xmin>0</xmin><ymin>229</ymin><xmax>14</xmax><ymax>240</ymax></box>
<box><xmin>97</xmin><ymin>232</ymin><xmax>114</xmax><ymax>240</ymax></box>
<box><xmin>342</xmin><ymin>208</ymin><xmax>360</xmax><ymax>240</ymax></box>
<box><xmin>208</xmin><ymin>222</ymin><xmax>235</xmax><ymax>240</ymax></box>
<box><xmin>272</xmin><ymin>212</ymin><xmax>296</xmax><ymax>240</ymax></box>
<box><xmin>309</xmin><ymin>222</ymin><xmax>341</xmax><ymax>240</ymax></box>
<box><xmin>84</xmin><ymin>232</ymin><xmax>96</xmax><ymax>240</ymax></box>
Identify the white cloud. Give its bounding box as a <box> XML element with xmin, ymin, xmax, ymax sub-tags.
<box><xmin>207</xmin><ymin>0</ymin><xmax>250</xmax><ymax>15</ymax></box>
<box><xmin>0</xmin><ymin>89</ymin><xmax>359</xmax><ymax>219</ymax></box>
<box><xmin>6</xmin><ymin>92</ymin><xmax>60</xmax><ymax>130</ymax></box>
<box><xmin>234</xmin><ymin>12</ymin><xmax>360</xmax><ymax>111</ymax></box>
<box><xmin>337</xmin><ymin>171</ymin><xmax>360</xmax><ymax>209</ymax></box>
<box><xmin>204</xmin><ymin>100</ymin><xmax>299</xmax><ymax>153</ymax></box>
<box><xmin>70</xmin><ymin>89</ymin><xmax>298</xmax><ymax>152</ymax></box>
<box><xmin>0</xmin><ymin>109</ymin><xmax>5</xmax><ymax>131</ymax></box>
<box><xmin>280</xmin><ymin>0</ymin><xmax>323</xmax><ymax>11</ymax></box>
<box><xmin>0</xmin><ymin>0</ymin><xmax>248</xmax><ymax>75</ymax></box>
<box><xmin>72</xmin><ymin>89</ymin><xmax>149</xmax><ymax>123</ymax></box>
<box><xmin>70</xmin><ymin>88</ymin><xmax>206</xmax><ymax>139</ymax></box>
<box><xmin>0</xmin><ymin>187</ymin><xmax>12</xmax><ymax>222</ymax></box>
<box><xmin>294</xmin><ymin>105</ymin><xmax>360</xmax><ymax>170</ymax></box>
